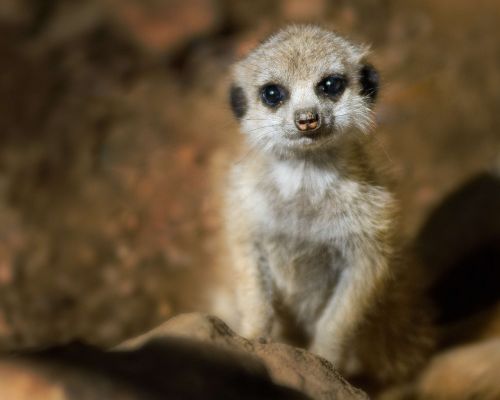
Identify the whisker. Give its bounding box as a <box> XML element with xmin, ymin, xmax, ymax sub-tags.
<box><xmin>372</xmin><ymin>135</ymin><xmax>394</xmax><ymax>165</ymax></box>
<box><xmin>245</xmin><ymin>123</ymin><xmax>283</xmax><ymax>134</ymax></box>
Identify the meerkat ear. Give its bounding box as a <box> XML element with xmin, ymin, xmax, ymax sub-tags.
<box><xmin>229</xmin><ymin>85</ymin><xmax>247</xmax><ymax>119</ymax></box>
<box><xmin>359</xmin><ymin>64</ymin><xmax>379</xmax><ymax>103</ymax></box>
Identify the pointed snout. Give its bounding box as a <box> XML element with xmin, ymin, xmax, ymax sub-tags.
<box><xmin>294</xmin><ymin>109</ymin><xmax>320</xmax><ymax>132</ymax></box>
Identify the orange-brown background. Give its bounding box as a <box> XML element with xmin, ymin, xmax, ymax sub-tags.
<box><xmin>0</xmin><ymin>0</ymin><xmax>499</xmax><ymax>349</ymax></box>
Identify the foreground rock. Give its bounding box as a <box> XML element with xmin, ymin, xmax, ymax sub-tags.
<box><xmin>415</xmin><ymin>338</ymin><xmax>500</xmax><ymax>400</ymax></box>
<box><xmin>0</xmin><ymin>340</ymin><xmax>306</xmax><ymax>399</ymax></box>
<box><xmin>120</xmin><ymin>313</ymin><xmax>368</xmax><ymax>400</ymax></box>
<box><xmin>0</xmin><ymin>313</ymin><xmax>367</xmax><ymax>399</ymax></box>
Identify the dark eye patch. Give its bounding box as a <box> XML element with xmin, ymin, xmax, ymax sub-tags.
<box><xmin>359</xmin><ymin>64</ymin><xmax>379</xmax><ymax>103</ymax></box>
<box><xmin>229</xmin><ymin>85</ymin><xmax>247</xmax><ymax>119</ymax></box>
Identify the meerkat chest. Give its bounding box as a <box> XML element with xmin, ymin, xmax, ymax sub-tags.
<box><xmin>254</xmin><ymin>161</ymin><xmax>370</xmax><ymax>242</ymax></box>
<box><xmin>270</xmin><ymin>160</ymin><xmax>338</xmax><ymax>202</ymax></box>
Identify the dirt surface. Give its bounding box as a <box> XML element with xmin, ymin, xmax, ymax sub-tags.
<box><xmin>0</xmin><ymin>0</ymin><xmax>499</xmax><ymax>354</ymax></box>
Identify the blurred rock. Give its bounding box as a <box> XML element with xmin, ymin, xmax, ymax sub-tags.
<box><xmin>109</xmin><ymin>0</ymin><xmax>219</xmax><ymax>53</ymax></box>
<box><xmin>281</xmin><ymin>0</ymin><xmax>327</xmax><ymax>21</ymax></box>
<box><xmin>0</xmin><ymin>313</ymin><xmax>366</xmax><ymax>399</ymax></box>
<box><xmin>416</xmin><ymin>339</ymin><xmax>500</xmax><ymax>400</ymax></box>
<box><xmin>31</xmin><ymin>1</ymin><xmax>107</xmax><ymax>48</ymax></box>
<box><xmin>121</xmin><ymin>313</ymin><xmax>368</xmax><ymax>400</ymax></box>
<box><xmin>0</xmin><ymin>340</ymin><xmax>308</xmax><ymax>400</ymax></box>
<box><xmin>0</xmin><ymin>0</ymin><xmax>30</xmax><ymax>26</ymax></box>
<box><xmin>0</xmin><ymin>364</ymin><xmax>66</xmax><ymax>400</ymax></box>
<box><xmin>220</xmin><ymin>0</ymin><xmax>277</xmax><ymax>30</ymax></box>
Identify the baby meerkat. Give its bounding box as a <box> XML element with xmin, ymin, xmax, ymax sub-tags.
<box><xmin>223</xmin><ymin>25</ymin><xmax>433</xmax><ymax>383</ymax></box>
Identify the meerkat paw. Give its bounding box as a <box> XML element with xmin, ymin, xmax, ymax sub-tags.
<box><xmin>310</xmin><ymin>340</ymin><xmax>343</xmax><ymax>366</ymax></box>
<box><xmin>310</xmin><ymin>339</ymin><xmax>364</xmax><ymax>377</ymax></box>
<box><xmin>239</xmin><ymin>318</ymin><xmax>273</xmax><ymax>341</ymax></box>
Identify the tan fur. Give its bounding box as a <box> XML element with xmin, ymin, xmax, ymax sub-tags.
<box><xmin>221</xmin><ymin>25</ymin><xmax>434</xmax><ymax>384</ymax></box>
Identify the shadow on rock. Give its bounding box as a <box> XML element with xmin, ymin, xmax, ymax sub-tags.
<box><xmin>0</xmin><ymin>314</ymin><xmax>368</xmax><ymax>399</ymax></box>
<box><xmin>1</xmin><ymin>337</ymin><xmax>307</xmax><ymax>400</ymax></box>
<box><xmin>415</xmin><ymin>172</ymin><xmax>500</xmax><ymax>345</ymax></box>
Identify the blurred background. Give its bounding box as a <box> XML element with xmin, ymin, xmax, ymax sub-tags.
<box><xmin>0</xmin><ymin>0</ymin><xmax>499</xmax><ymax>352</ymax></box>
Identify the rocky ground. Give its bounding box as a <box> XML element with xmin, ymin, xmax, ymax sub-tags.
<box><xmin>0</xmin><ymin>0</ymin><xmax>499</xmax><ymax>398</ymax></box>
<box><xmin>0</xmin><ymin>313</ymin><xmax>368</xmax><ymax>400</ymax></box>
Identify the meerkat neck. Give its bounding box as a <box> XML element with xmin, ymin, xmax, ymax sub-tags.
<box><xmin>256</xmin><ymin>139</ymin><xmax>371</xmax><ymax>180</ymax></box>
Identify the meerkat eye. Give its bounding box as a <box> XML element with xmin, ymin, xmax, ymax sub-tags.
<box><xmin>261</xmin><ymin>84</ymin><xmax>286</xmax><ymax>107</ymax></box>
<box><xmin>317</xmin><ymin>75</ymin><xmax>347</xmax><ymax>98</ymax></box>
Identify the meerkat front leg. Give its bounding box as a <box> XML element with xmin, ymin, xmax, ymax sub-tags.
<box><xmin>229</xmin><ymin>231</ymin><xmax>275</xmax><ymax>339</ymax></box>
<box><xmin>311</xmin><ymin>239</ymin><xmax>391</xmax><ymax>370</ymax></box>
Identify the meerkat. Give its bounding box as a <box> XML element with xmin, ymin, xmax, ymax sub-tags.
<box><xmin>222</xmin><ymin>25</ymin><xmax>434</xmax><ymax>384</ymax></box>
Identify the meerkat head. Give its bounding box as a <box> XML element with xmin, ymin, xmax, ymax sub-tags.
<box><xmin>229</xmin><ymin>25</ymin><xmax>379</xmax><ymax>157</ymax></box>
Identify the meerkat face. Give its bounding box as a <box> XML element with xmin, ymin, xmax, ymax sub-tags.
<box><xmin>229</xmin><ymin>25</ymin><xmax>379</xmax><ymax>156</ymax></box>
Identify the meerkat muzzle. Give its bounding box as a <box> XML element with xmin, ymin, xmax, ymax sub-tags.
<box><xmin>295</xmin><ymin>109</ymin><xmax>320</xmax><ymax>132</ymax></box>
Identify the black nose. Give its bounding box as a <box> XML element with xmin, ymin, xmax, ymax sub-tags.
<box><xmin>294</xmin><ymin>109</ymin><xmax>320</xmax><ymax>132</ymax></box>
